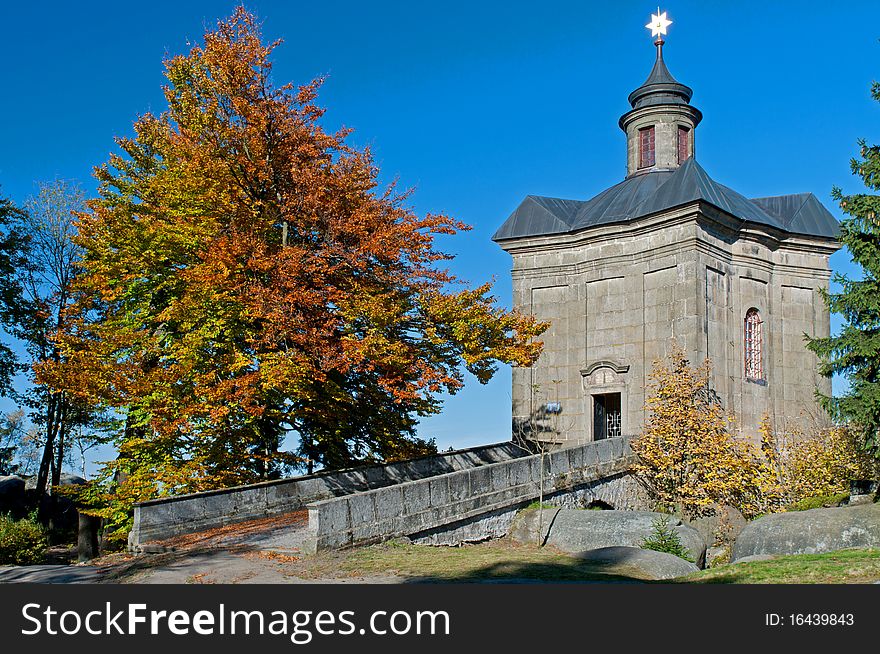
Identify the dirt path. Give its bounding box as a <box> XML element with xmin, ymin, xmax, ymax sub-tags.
<box><xmin>105</xmin><ymin>549</ymin><xmax>406</xmax><ymax>584</ymax></box>
<box><xmin>143</xmin><ymin>510</ymin><xmax>312</xmax><ymax>553</ymax></box>
<box><xmin>0</xmin><ymin>511</ymin><xmax>404</xmax><ymax>584</ymax></box>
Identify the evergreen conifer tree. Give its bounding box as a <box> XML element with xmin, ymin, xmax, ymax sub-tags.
<box><xmin>807</xmin><ymin>81</ymin><xmax>880</xmax><ymax>462</ymax></box>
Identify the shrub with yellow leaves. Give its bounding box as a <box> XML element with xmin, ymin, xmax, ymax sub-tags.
<box><xmin>776</xmin><ymin>424</ymin><xmax>877</xmax><ymax>505</ymax></box>
<box><xmin>630</xmin><ymin>346</ymin><xmax>785</xmax><ymax>520</ymax></box>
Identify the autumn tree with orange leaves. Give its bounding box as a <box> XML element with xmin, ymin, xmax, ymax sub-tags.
<box><xmin>39</xmin><ymin>8</ymin><xmax>545</xmax><ymax>537</ymax></box>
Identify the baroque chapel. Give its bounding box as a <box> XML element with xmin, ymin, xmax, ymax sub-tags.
<box><xmin>493</xmin><ymin>24</ymin><xmax>839</xmax><ymax>445</ymax></box>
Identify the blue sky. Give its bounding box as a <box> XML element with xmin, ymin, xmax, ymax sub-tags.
<box><xmin>0</xmin><ymin>1</ymin><xmax>877</xmax><ymax>469</ymax></box>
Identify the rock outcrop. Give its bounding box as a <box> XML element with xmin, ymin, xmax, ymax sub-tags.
<box><xmin>731</xmin><ymin>502</ymin><xmax>880</xmax><ymax>562</ymax></box>
<box><xmin>510</xmin><ymin>508</ymin><xmax>706</xmax><ymax>567</ymax></box>
<box><xmin>575</xmin><ymin>546</ymin><xmax>699</xmax><ymax>580</ymax></box>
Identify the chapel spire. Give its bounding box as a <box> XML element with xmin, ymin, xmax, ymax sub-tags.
<box><xmin>619</xmin><ymin>10</ymin><xmax>702</xmax><ymax>177</ymax></box>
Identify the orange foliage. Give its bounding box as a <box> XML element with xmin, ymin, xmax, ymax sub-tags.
<box><xmin>39</xmin><ymin>8</ymin><xmax>546</xmax><ymax>537</ymax></box>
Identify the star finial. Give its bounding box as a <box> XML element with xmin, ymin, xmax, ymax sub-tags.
<box><xmin>646</xmin><ymin>8</ymin><xmax>672</xmax><ymax>40</ymax></box>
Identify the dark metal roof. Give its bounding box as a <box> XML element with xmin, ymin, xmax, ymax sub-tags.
<box><xmin>492</xmin><ymin>157</ymin><xmax>839</xmax><ymax>242</ymax></box>
<box><xmin>751</xmin><ymin>193</ymin><xmax>840</xmax><ymax>239</ymax></box>
<box><xmin>627</xmin><ymin>42</ymin><xmax>693</xmax><ymax>110</ymax></box>
<box><xmin>570</xmin><ymin>170</ymin><xmax>674</xmax><ymax>230</ymax></box>
<box><xmin>634</xmin><ymin>158</ymin><xmax>786</xmax><ymax>229</ymax></box>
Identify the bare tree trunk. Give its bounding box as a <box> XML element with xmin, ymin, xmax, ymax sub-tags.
<box><xmin>52</xmin><ymin>405</ymin><xmax>67</xmax><ymax>487</ymax></box>
<box><xmin>36</xmin><ymin>393</ymin><xmax>59</xmax><ymax>500</ymax></box>
<box><xmin>263</xmin><ymin>441</ymin><xmax>270</xmax><ymax>480</ymax></box>
<box><xmin>537</xmin><ymin>446</ymin><xmax>546</xmax><ymax>545</ymax></box>
<box><xmin>48</xmin><ymin>412</ymin><xmax>68</xmax><ymax>532</ymax></box>
<box><xmin>35</xmin><ymin>437</ymin><xmax>53</xmax><ymax>505</ymax></box>
<box><xmin>306</xmin><ymin>435</ymin><xmax>314</xmax><ymax>475</ymax></box>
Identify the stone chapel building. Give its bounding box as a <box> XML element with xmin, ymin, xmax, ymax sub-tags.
<box><xmin>493</xmin><ymin>38</ymin><xmax>840</xmax><ymax>447</ymax></box>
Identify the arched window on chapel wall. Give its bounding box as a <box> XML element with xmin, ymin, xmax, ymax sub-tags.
<box><xmin>744</xmin><ymin>308</ymin><xmax>764</xmax><ymax>381</ymax></box>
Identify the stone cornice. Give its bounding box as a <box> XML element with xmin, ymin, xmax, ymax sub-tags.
<box><xmin>509</xmin><ymin>233</ymin><xmax>833</xmax><ymax>285</ymax></box>
<box><xmin>618</xmin><ymin>103</ymin><xmax>703</xmax><ymax>132</ymax></box>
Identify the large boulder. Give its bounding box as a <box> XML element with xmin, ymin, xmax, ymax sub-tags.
<box><xmin>539</xmin><ymin>509</ymin><xmax>706</xmax><ymax>566</ymax></box>
<box><xmin>25</xmin><ymin>473</ymin><xmax>87</xmax><ymax>490</ymax></box>
<box><xmin>849</xmin><ymin>480</ymin><xmax>878</xmax><ymax>506</ymax></box>
<box><xmin>21</xmin><ymin>473</ymin><xmax>88</xmax><ymax>532</ymax></box>
<box><xmin>508</xmin><ymin>508</ymin><xmax>560</xmax><ymax>545</ymax></box>
<box><xmin>0</xmin><ymin>474</ymin><xmax>25</xmax><ymax>496</ymax></box>
<box><xmin>0</xmin><ymin>475</ymin><xmax>27</xmax><ymax>518</ymax></box>
<box><xmin>731</xmin><ymin>502</ymin><xmax>880</xmax><ymax>562</ymax></box>
<box><xmin>49</xmin><ymin>477</ymin><xmax>87</xmax><ymax>533</ymax></box>
<box><xmin>688</xmin><ymin>505</ymin><xmax>748</xmax><ymax>547</ymax></box>
<box><xmin>575</xmin><ymin>546</ymin><xmax>699</xmax><ymax>580</ymax></box>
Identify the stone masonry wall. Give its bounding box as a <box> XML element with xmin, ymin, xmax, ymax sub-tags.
<box><xmin>410</xmin><ymin>470</ymin><xmax>646</xmax><ymax>546</ymax></box>
<box><xmin>302</xmin><ymin>436</ymin><xmax>636</xmax><ymax>553</ymax></box>
<box><xmin>505</xmin><ymin>208</ymin><xmax>835</xmax><ymax>445</ymax></box>
<box><xmin>129</xmin><ymin>441</ymin><xmax>527</xmax><ymax>547</ymax></box>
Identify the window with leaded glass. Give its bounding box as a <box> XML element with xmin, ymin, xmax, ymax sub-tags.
<box><xmin>744</xmin><ymin>308</ymin><xmax>764</xmax><ymax>381</ymax></box>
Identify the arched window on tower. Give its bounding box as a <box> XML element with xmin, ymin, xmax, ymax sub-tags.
<box><xmin>639</xmin><ymin>126</ymin><xmax>655</xmax><ymax>168</ymax></box>
<box><xmin>744</xmin><ymin>308</ymin><xmax>764</xmax><ymax>381</ymax></box>
<box><xmin>678</xmin><ymin>125</ymin><xmax>690</xmax><ymax>163</ymax></box>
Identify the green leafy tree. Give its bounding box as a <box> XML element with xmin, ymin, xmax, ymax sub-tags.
<box><xmin>0</xmin><ymin>409</ymin><xmax>26</xmax><ymax>475</ymax></box>
<box><xmin>807</xmin><ymin>80</ymin><xmax>880</xmax><ymax>462</ymax></box>
<box><xmin>4</xmin><ymin>180</ymin><xmax>105</xmax><ymax>509</ymax></box>
<box><xmin>0</xmin><ymin>190</ymin><xmax>28</xmax><ymax>394</ymax></box>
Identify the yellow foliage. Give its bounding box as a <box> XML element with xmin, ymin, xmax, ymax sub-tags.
<box><xmin>776</xmin><ymin>425</ymin><xmax>876</xmax><ymax>503</ymax></box>
<box><xmin>630</xmin><ymin>346</ymin><xmax>785</xmax><ymax>519</ymax></box>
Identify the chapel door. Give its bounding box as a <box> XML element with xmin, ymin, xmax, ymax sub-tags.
<box><xmin>593</xmin><ymin>393</ymin><xmax>621</xmax><ymax>440</ymax></box>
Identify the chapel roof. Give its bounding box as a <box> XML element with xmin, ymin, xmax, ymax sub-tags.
<box><xmin>492</xmin><ymin>157</ymin><xmax>839</xmax><ymax>242</ymax></box>
<box><xmin>626</xmin><ymin>41</ymin><xmax>694</xmax><ymax>110</ymax></box>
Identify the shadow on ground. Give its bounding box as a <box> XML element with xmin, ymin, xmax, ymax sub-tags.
<box><xmin>402</xmin><ymin>561</ymin><xmax>647</xmax><ymax>583</ymax></box>
<box><xmin>0</xmin><ymin>565</ymin><xmax>106</xmax><ymax>584</ymax></box>
<box><xmin>1</xmin><ymin>551</ymin><xmax>657</xmax><ymax>584</ymax></box>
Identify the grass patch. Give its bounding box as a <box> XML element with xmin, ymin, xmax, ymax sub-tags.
<box><xmin>305</xmin><ymin>542</ymin><xmax>880</xmax><ymax>584</ymax></box>
<box><xmin>786</xmin><ymin>492</ymin><xmax>850</xmax><ymax>512</ymax></box>
<box><xmin>290</xmin><ymin>539</ymin><xmax>642</xmax><ymax>582</ymax></box>
<box><xmin>679</xmin><ymin>548</ymin><xmax>880</xmax><ymax>584</ymax></box>
<box><xmin>524</xmin><ymin>501</ymin><xmax>556</xmax><ymax>511</ymax></box>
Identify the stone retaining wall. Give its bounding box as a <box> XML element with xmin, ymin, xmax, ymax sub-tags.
<box><xmin>410</xmin><ymin>470</ymin><xmax>645</xmax><ymax>546</ymax></box>
<box><xmin>130</xmin><ymin>441</ymin><xmax>527</xmax><ymax>546</ymax></box>
<box><xmin>302</xmin><ymin>436</ymin><xmax>636</xmax><ymax>553</ymax></box>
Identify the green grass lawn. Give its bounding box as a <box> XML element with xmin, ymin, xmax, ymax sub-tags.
<box><xmin>336</xmin><ymin>539</ymin><xmax>640</xmax><ymax>582</ymax></box>
<box><xmin>288</xmin><ymin>540</ymin><xmax>880</xmax><ymax>583</ymax></box>
<box><xmin>680</xmin><ymin>548</ymin><xmax>880</xmax><ymax>584</ymax></box>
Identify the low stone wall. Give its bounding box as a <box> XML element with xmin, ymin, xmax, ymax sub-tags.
<box><xmin>302</xmin><ymin>436</ymin><xmax>636</xmax><ymax>553</ymax></box>
<box><xmin>129</xmin><ymin>441</ymin><xmax>527</xmax><ymax>547</ymax></box>
<box><xmin>410</xmin><ymin>470</ymin><xmax>646</xmax><ymax>546</ymax></box>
